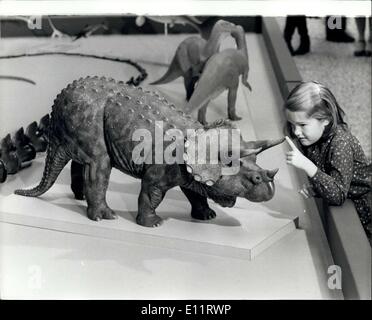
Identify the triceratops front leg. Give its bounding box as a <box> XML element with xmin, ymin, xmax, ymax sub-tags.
<box><xmin>181</xmin><ymin>187</ymin><xmax>216</xmax><ymax>220</ymax></box>
<box><xmin>137</xmin><ymin>182</ymin><xmax>166</xmax><ymax>227</ymax></box>
<box><xmin>83</xmin><ymin>156</ymin><xmax>117</xmax><ymax>221</ymax></box>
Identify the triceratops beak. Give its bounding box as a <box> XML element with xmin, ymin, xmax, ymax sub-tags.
<box><xmin>242</xmin><ymin>137</ymin><xmax>285</xmax><ymax>155</ymax></box>
<box><xmin>266</xmin><ymin>168</ymin><xmax>279</xmax><ymax>180</ymax></box>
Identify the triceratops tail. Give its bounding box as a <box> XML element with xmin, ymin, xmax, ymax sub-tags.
<box><xmin>15</xmin><ymin>141</ymin><xmax>70</xmax><ymax>197</ymax></box>
<box><xmin>150</xmin><ymin>56</ymin><xmax>183</xmax><ymax>85</ymax></box>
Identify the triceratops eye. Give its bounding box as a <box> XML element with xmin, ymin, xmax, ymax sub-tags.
<box><xmin>252</xmin><ymin>174</ymin><xmax>262</xmax><ymax>184</ymax></box>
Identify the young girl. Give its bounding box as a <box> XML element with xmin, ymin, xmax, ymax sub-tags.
<box><xmin>284</xmin><ymin>81</ymin><xmax>371</xmax><ymax>239</ymax></box>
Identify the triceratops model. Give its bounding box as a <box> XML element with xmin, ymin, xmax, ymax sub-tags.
<box><xmin>151</xmin><ymin>20</ymin><xmax>242</xmax><ymax>100</ymax></box>
<box><xmin>185</xmin><ymin>25</ymin><xmax>252</xmax><ymax>125</ymax></box>
<box><xmin>15</xmin><ymin>76</ymin><xmax>283</xmax><ymax>227</ymax></box>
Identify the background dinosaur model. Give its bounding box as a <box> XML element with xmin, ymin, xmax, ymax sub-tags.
<box><xmin>26</xmin><ymin>121</ymin><xmax>48</xmax><ymax>152</ymax></box>
<box><xmin>150</xmin><ymin>20</ymin><xmax>242</xmax><ymax>100</ymax></box>
<box><xmin>0</xmin><ymin>159</ymin><xmax>7</xmax><ymax>183</ymax></box>
<box><xmin>185</xmin><ymin>25</ymin><xmax>252</xmax><ymax>125</ymax></box>
<box><xmin>14</xmin><ymin>127</ymin><xmax>36</xmax><ymax>163</ymax></box>
<box><xmin>0</xmin><ymin>116</ymin><xmax>50</xmax><ymax>183</ymax></box>
<box><xmin>15</xmin><ymin>76</ymin><xmax>283</xmax><ymax>228</ymax></box>
<box><xmin>73</xmin><ymin>22</ymin><xmax>109</xmax><ymax>41</ymax></box>
<box><xmin>135</xmin><ymin>15</ymin><xmax>202</xmax><ymax>35</ymax></box>
<box><xmin>0</xmin><ymin>134</ymin><xmax>22</xmax><ymax>175</ymax></box>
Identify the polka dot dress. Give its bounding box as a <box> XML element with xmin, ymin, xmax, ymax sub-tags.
<box><xmin>303</xmin><ymin>125</ymin><xmax>372</xmax><ymax>238</ymax></box>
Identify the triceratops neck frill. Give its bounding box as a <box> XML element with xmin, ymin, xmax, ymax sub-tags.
<box><xmin>183</xmin><ymin>128</ymin><xmax>222</xmax><ymax>186</ymax></box>
<box><xmin>183</xmin><ymin>120</ymin><xmax>239</xmax><ymax>186</ymax></box>
<box><xmin>203</xmin><ymin>119</ymin><xmax>237</xmax><ymax>130</ymax></box>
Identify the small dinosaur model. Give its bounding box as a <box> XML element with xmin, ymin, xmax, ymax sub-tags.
<box><xmin>185</xmin><ymin>25</ymin><xmax>252</xmax><ymax>125</ymax></box>
<box><xmin>136</xmin><ymin>15</ymin><xmax>202</xmax><ymax>34</ymax></box>
<box><xmin>38</xmin><ymin>114</ymin><xmax>50</xmax><ymax>143</ymax></box>
<box><xmin>4</xmin><ymin>16</ymin><xmax>69</xmax><ymax>38</ymax></box>
<box><xmin>0</xmin><ymin>159</ymin><xmax>7</xmax><ymax>183</ymax></box>
<box><xmin>14</xmin><ymin>127</ymin><xmax>36</xmax><ymax>163</ymax></box>
<box><xmin>151</xmin><ymin>20</ymin><xmax>242</xmax><ymax>100</ymax></box>
<box><xmin>26</xmin><ymin>121</ymin><xmax>48</xmax><ymax>152</ymax></box>
<box><xmin>47</xmin><ymin>17</ymin><xmax>70</xmax><ymax>38</ymax></box>
<box><xmin>73</xmin><ymin>23</ymin><xmax>108</xmax><ymax>41</ymax></box>
<box><xmin>0</xmin><ymin>134</ymin><xmax>22</xmax><ymax>174</ymax></box>
<box><xmin>15</xmin><ymin>76</ymin><xmax>283</xmax><ymax>228</ymax></box>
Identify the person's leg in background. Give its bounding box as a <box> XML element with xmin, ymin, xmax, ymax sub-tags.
<box><xmin>354</xmin><ymin>17</ymin><xmax>367</xmax><ymax>56</ymax></box>
<box><xmin>293</xmin><ymin>16</ymin><xmax>310</xmax><ymax>55</ymax></box>
<box><xmin>284</xmin><ymin>16</ymin><xmax>297</xmax><ymax>55</ymax></box>
<box><xmin>367</xmin><ymin>17</ymin><xmax>372</xmax><ymax>56</ymax></box>
<box><xmin>284</xmin><ymin>16</ymin><xmax>310</xmax><ymax>56</ymax></box>
<box><xmin>326</xmin><ymin>16</ymin><xmax>355</xmax><ymax>42</ymax></box>
<box><xmin>354</xmin><ymin>17</ymin><xmax>372</xmax><ymax>57</ymax></box>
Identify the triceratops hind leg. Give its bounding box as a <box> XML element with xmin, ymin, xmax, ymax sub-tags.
<box><xmin>71</xmin><ymin>161</ymin><xmax>85</xmax><ymax>200</ymax></box>
<box><xmin>181</xmin><ymin>187</ymin><xmax>216</xmax><ymax>220</ymax></box>
<box><xmin>84</xmin><ymin>155</ymin><xmax>116</xmax><ymax>221</ymax></box>
<box><xmin>136</xmin><ymin>183</ymin><xmax>166</xmax><ymax>227</ymax></box>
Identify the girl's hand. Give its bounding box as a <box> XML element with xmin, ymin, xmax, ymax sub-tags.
<box><xmin>285</xmin><ymin>136</ymin><xmax>318</xmax><ymax>178</ymax></box>
<box><xmin>299</xmin><ymin>184</ymin><xmax>316</xmax><ymax>199</ymax></box>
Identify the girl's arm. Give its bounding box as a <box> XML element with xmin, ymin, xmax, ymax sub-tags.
<box><xmin>285</xmin><ymin>136</ymin><xmax>353</xmax><ymax>205</ymax></box>
<box><xmin>308</xmin><ymin>139</ymin><xmax>353</xmax><ymax>205</ymax></box>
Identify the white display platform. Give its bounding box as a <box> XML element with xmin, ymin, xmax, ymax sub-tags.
<box><xmin>0</xmin><ymin>222</ymin><xmax>322</xmax><ymax>299</ymax></box>
<box><xmin>0</xmin><ymin>156</ymin><xmax>297</xmax><ymax>260</ymax></box>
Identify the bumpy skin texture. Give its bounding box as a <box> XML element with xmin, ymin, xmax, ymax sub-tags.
<box><xmin>15</xmin><ymin>76</ymin><xmax>280</xmax><ymax>227</ymax></box>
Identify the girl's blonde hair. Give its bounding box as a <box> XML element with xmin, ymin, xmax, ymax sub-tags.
<box><xmin>284</xmin><ymin>81</ymin><xmax>347</xmax><ymax>138</ymax></box>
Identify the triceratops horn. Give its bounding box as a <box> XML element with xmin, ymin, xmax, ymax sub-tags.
<box><xmin>243</xmin><ymin>137</ymin><xmax>285</xmax><ymax>154</ymax></box>
<box><xmin>239</xmin><ymin>147</ymin><xmax>262</xmax><ymax>158</ymax></box>
<box><xmin>267</xmin><ymin>168</ymin><xmax>279</xmax><ymax>180</ymax></box>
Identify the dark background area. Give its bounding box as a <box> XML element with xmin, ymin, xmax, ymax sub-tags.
<box><xmin>0</xmin><ymin>15</ymin><xmax>262</xmax><ymax>37</ymax></box>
